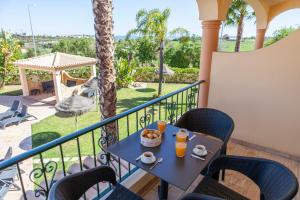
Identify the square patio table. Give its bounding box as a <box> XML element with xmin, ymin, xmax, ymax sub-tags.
<box><xmin>107</xmin><ymin>122</ymin><xmax>223</xmax><ymax>200</ymax></box>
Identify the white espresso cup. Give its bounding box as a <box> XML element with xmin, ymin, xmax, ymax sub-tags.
<box><xmin>141</xmin><ymin>151</ymin><xmax>155</xmax><ymax>164</ymax></box>
<box><xmin>193</xmin><ymin>145</ymin><xmax>207</xmax><ymax>156</ymax></box>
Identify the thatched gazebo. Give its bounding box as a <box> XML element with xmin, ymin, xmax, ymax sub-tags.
<box><xmin>13</xmin><ymin>52</ymin><xmax>97</xmax><ymax>102</ymax></box>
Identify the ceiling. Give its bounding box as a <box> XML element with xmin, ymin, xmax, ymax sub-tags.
<box><xmin>263</xmin><ymin>0</ymin><xmax>286</xmax><ymax>6</ymax></box>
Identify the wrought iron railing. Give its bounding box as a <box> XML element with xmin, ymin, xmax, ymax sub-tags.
<box><xmin>0</xmin><ymin>80</ymin><xmax>204</xmax><ymax>200</ymax></box>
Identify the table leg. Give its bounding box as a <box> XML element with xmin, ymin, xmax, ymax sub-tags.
<box><xmin>158</xmin><ymin>179</ymin><xmax>168</xmax><ymax>200</ymax></box>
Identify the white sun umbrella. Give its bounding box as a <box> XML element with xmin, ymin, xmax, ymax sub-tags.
<box><xmin>155</xmin><ymin>65</ymin><xmax>175</xmax><ymax>91</ymax></box>
<box><xmin>55</xmin><ymin>90</ymin><xmax>95</xmax><ymax>130</ymax></box>
<box><xmin>155</xmin><ymin>65</ymin><xmax>175</xmax><ymax>76</ymax></box>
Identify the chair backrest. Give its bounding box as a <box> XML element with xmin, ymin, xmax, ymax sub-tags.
<box><xmin>49</xmin><ymin>166</ymin><xmax>116</xmax><ymax>200</ymax></box>
<box><xmin>66</xmin><ymin>80</ymin><xmax>77</xmax><ymax>87</ymax></box>
<box><xmin>175</xmin><ymin>108</ymin><xmax>234</xmax><ymax>144</ymax></box>
<box><xmin>10</xmin><ymin>100</ymin><xmax>20</xmax><ymax>112</ymax></box>
<box><xmin>19</xmin><ymin>105</ymin><xmax>28</xmax><ymax>117</ymax></box>
<box><xmin>208</xmin><ymin>156</ymin><xmax>299</xmax><ymax>200</ymax></box>
<box><xmin>42</xmin><ymin>80</ymin><xmax>54</xmax><ymax>89</ymax></box>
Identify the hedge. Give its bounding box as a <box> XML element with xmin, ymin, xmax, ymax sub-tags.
<box><xmin>6</xmin><ymin>67</ymin><xmax>92</xmax><ymax>85</ymax></box>
<box><xmin>6</xmin><ymin>66</ymin><xmax>199</xmax><ymax>85</ymax></box>
<box><xmin>134</xmin><ymin>66</ymin><xmax>199</xmax><ymax>84</ymax></box>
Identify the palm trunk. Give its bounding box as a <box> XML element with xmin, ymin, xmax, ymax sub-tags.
<box><xmin>158</xmin><ymin>40</ymin><xmax>164</xmax><ymax>96</ymax></box>
<box><xmin>92</xmin><ymin>0</ymin><xmax>117</xmax><ymax>143</ymax></box>
<box><xmin>128</xmin><ymin>52</ymin><xmax>133</xmax><ymax>66</ymax></box>
<box><xmin>235</xmin><ymin>14</ymin><xmax>244</xmax><ymax>52</ymax></box>
<box><xmin>0</xmin><ymin>77</ymin><xmax>5</xmax><ymax>89</ymax></box>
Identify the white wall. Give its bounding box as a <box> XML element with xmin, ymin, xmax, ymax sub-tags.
<box><xmin>209</xmin><ymin>29</ymin><xmax>300</xmax><ymax>157</ymax></box>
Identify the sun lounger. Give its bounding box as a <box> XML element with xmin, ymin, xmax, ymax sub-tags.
<box><xmin>0</xmin><ymin>148</ymin><xmax>19</xmax><ymax>199</ymax></box>
<box><xmin>0</xmin><ymin>100</ymin><xmax>20</xmax><ymax>121</ymax></box>
<box><xmin>0</xmin><ymin>166</ymin><xmax>19</xmax><ymax>198</ymax></box>
<box><xmin>0</xmin><ymin>105</ymin><xmax>29</xmax><ymax>129</ymax></box>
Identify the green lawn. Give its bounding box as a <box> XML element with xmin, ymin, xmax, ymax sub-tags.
<box><xmin>0</xmin><ymin>85</ymin><xmax>22</xmax><ymax>96</ymax></box>
<box><xmin>31</xmin><ymin>83</ymin><xmax>189</xmax><ymax>159</ymax></box>
<box><xmin>220</xmin><ymin>39</ymin><xmax>255</xmax><ymax>52</ymax></box>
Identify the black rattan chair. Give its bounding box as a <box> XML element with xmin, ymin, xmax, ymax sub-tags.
<box><xmin>183</xmin><ymin>155</ymin><xmax>299</xmax><ymax>200</ymax></box>
<box><xmin>175</xmin><ymin>108</ymin><xmax>234</xmax><ymax>179</ymax></box>
<box><xmin>48</xmin><ymin>166</ymin><xmax>143</xmax><ymax>200</ymax></box>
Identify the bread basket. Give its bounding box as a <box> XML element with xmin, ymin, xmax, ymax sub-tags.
<box><xmin>140</xmin><ymin>129</ymin><xmax>162</xmax><ymax>147</ymax></box>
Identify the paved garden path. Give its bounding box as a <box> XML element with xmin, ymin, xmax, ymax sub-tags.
<box><xmin>0</xmin><ymin>94</ymin><xmax>56</xmax><ymax>200</ymax></box>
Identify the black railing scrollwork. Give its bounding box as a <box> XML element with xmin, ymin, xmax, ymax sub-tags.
<box><xmin>29</xmin><ymin>161</ymin><xmax>57</xmax><ymax>198</ymax></box>
<box><xmin>0</xmin><ymin>81</ymin><xmax>204</xmax><ymax>200</ymax></box>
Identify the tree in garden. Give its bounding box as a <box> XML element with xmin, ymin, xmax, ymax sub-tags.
<box><xmin>0</xmin><ymin>30</ymin><xmax>22</xmax><ymax>88</ymax></box>
<box><xmin>92</xmin><ymin>0</ymin><xmax>117</xmax><ymax>140</ymax></box>
<box><xmin>127</xmin><ymin>8</ymin><xmax>171</xmax><ymax>96</ymax></box>
<box><xmin>115</xmin><ymin>39</ymin><xmax>138</xmax><ymax>66</ymax></box>
<box><xmin>165</xmin><ymin>42</ymin><xmax>200</xmax><ymax>68</ymax></box>
<box><xmin>52</xmin><ymin>37</ymin><xmax>95</xmax><ymax>57</ymax></box>
<box><xmin>226</xmin><ymin>0</ymin><xmax>255</xmax><ymax>52</ymax></box>
<box><xmin>265</xmin><ymin>27</ymin><xmax>296</xmax><ymax>46</ymax></box>
<box><xmin>25</xmin><ymin>48</ymin><xmax>41</xmax><ymax>58</ymax></box>
<box><xmin>169</xmin><ymin>27</ymin><xmax>190</xmax><ymax>43</ymax></box>
<box><xmin>136</xmin><ymin>37</ymin><xmax>157</xmax><ymax>66</ymax></box>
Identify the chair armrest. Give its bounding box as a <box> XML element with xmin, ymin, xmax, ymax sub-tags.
<box><xmin>180</xmin><ymin>193</ymin><xmax>224</xmax><ymax>200</ymax></box>
<box><xmin>207</xmin><ymin>155</ymin><xmax>299</xmax><ymax>200</ymax></box>
<box><xmin>49</xmin><ymin>166</ymin><xmax>116</xmax><ymax>200</ymax></box>
<box><xmin>207</xmin><ymin>155</ymin><xmax>259</xmax><ymax>177</ymax></box>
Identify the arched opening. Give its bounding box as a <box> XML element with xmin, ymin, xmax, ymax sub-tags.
<box><xmin>265</xmin><ymin>8</ymin><xmax>300</xmax><ymax>46</ymax></box>
<box><xmin>219</xmin><ymin>1</ymin><xmax>257</xmax><ymax>52</ymax></box>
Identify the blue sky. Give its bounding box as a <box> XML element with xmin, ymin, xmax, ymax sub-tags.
<box><xmin>0</xmin><ymin>0</ymin><xmax>299</xmax><ymax>37</ymax></box>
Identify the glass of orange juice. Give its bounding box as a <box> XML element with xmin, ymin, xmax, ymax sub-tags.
<box><xmin>157</xmin><ymin>120</ymin><xmax>167</xmax><ymax>133</ymax></box>
<box><xmin>175</xmin><ymin>142</ymin><xmax>187</xmax><ymax>157</ymax></box>
<box><xmin>176</xmin><ymin>129</ymin><xmax>189</xmax><ymax>142</ymax></box>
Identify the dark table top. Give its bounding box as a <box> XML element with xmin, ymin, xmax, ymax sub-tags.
<box><xmin>107</xmin><ymin>122</ymin><xmax>223</xmax><ymax>190</ymax></box>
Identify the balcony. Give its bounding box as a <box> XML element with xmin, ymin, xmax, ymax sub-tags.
<box><xmin>0</xmin><ymin>80</ymin><xmax>299</xmax><ymax>200</ymax></box>
<box><xmin>1</xmin><ymin>0</ymin><xmax>300</xmax><ymax>199</ymax></box>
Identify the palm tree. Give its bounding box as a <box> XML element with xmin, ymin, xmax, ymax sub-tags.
<box><xmin>226</xmin><ymin>0</ymin><xmax>255</xmax><ymax>52</ymax></box>
<box><xmin>92</xmin><ymin>0</ymin><xmax>117</xmax><ymax>141</ymax></box>
<box><xmin>127</xmin><ymin>8</ymin><xmax>171</xmax><ymax>96</ymax></box>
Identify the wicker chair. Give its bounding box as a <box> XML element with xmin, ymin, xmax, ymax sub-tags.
<box><xmin>175</xmin><ymin>108</ymin><xmax>234</xmax><ymax>179</ymax></box>
<box><xmin>181</xmin><ymin>155</ymin><xmax>299</xmax><ymax>200</ymax></box>
<box><xmin>48</xmin><ymin>166</ymin><xmax>143</xmax><ymax>200</ymax></box>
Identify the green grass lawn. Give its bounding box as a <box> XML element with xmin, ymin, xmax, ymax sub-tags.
<box><xmin>0</xmin><ymin>85</ymin><xmax>22</xmax><ymax>96</ymax></box>
<box><xmin>31</xmin><ymin>83</ymin><xmax>189</xmax><ymax>159</ymax></box>
<box><xmin>220</xmin><ymin>39</ymin><xmax>255</xmax><ymax>52</ymax></box>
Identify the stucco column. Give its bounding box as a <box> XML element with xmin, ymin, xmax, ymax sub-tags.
<box><xmin>19</xmin><ymin>68</ymin><xmax>29</xmax><ymax>96</ymax></box>
<box><xmin>255</xmin><ymin>28</ymin><xmax>266</xmax><ymax>49</ymax></box>
<box><xmin>53</xmin><ymin>71</ymin><xmax>63</xmax><ymax>102</ymax></box>
<box><xmin>198</xmin><ymin>20</ymin><xmax>221</xmax><ymax>108</ymax></box>
<box><xmin>91</xmin><ymin>64</ymin><xmax>97</xmax><ymax>77</ymax></box>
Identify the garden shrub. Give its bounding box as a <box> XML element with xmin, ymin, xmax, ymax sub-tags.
<box><xmin>115</xmin><ymin>58</ymin><xmax>137</xmax><ymax>88</ymax></box>
<box><xmin>7</xmin><ymin>66</ymin><xmax>199</xmax><ymax>85</ymax></box>
<box><xmin>6</xmin><ymin>68</ymin><xmax>92</xmax><ymax>86</ymax></box>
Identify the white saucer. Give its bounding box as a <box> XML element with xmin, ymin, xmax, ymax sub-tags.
<box><xmin>141</xmin><ymin>156</ymin><xmax>156</xmax><ymax>164</ymax></box>
<box><xmin>193</xmin><ymin>148</ymin><xmax>208</xmax><ymax>156</ymax></box>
